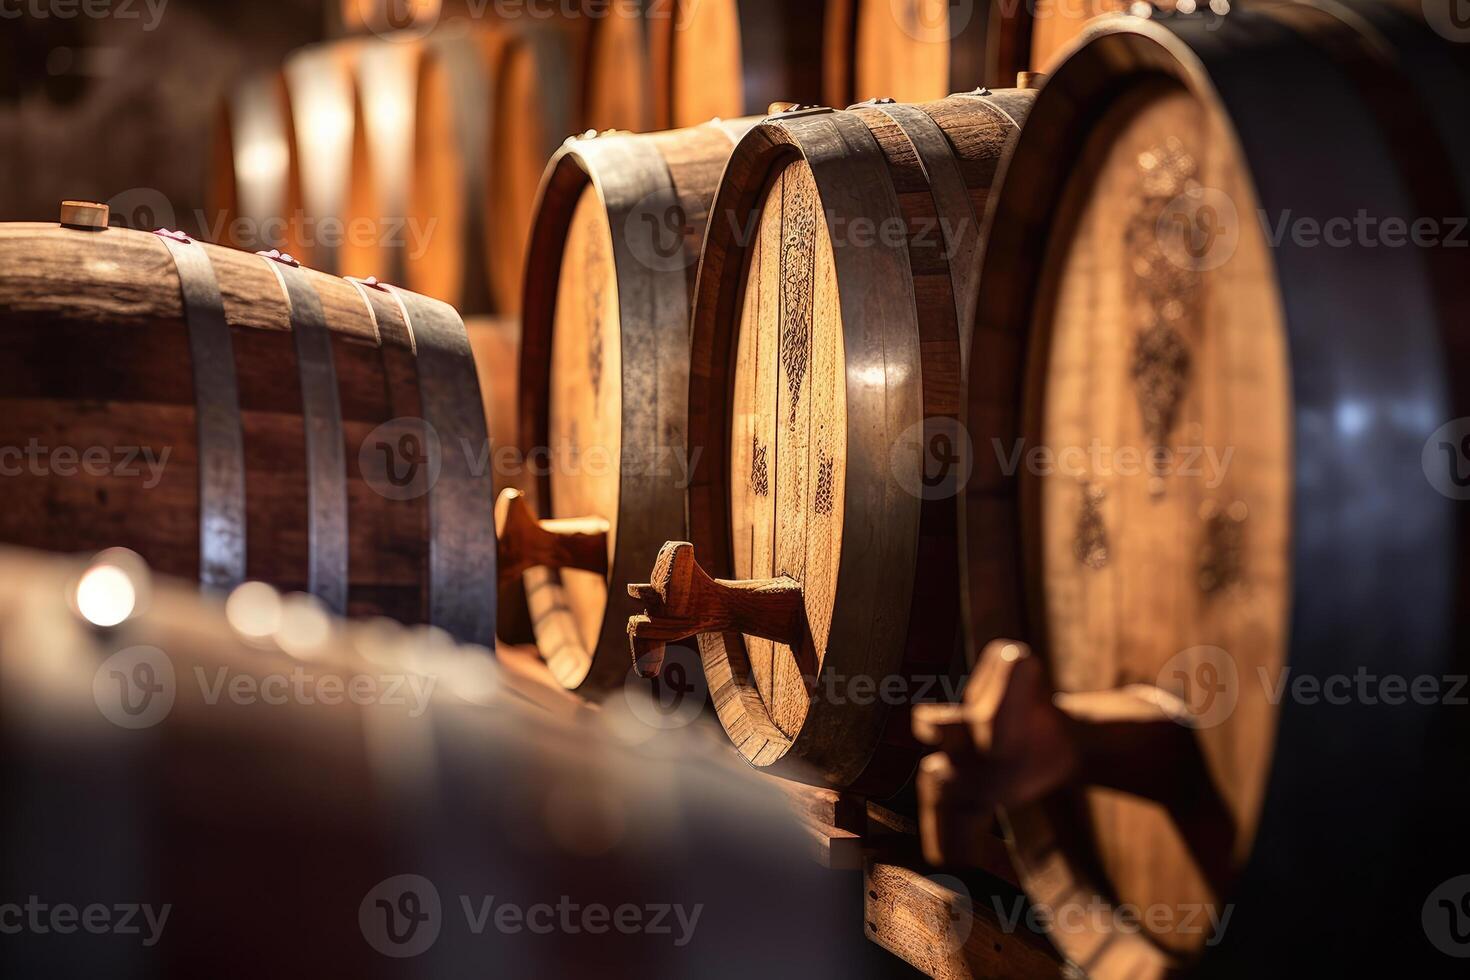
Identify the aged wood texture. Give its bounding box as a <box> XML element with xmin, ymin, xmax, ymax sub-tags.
<box><xmin>514</xmin><ymin>120</ymin><xmax>756</xmax><ymax>692</ymax></box>
<box><xmin>649</xmin><ymin>0</ymin><xmax>826</xmax><ymax>128</ymax></box>
<box><xmin>957</xmin><ymin>8</ymin><xmax>1470</xmax><ymax>974</ymax></box>
<box><xmin>0</xmin><ymin>221</ymin><xmax>494</xmax><ymax>644</ymax></box>
<box><xmin>674</xmin><ymin>91</ymin><xmax>1029</xmax><ymax>794</ymax></box>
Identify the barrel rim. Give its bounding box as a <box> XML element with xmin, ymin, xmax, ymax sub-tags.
<box><xmin>688</xmin><ymin>110</ymin><xmax>926</xmax><ymax>787</ymax></box>
<box><xmin>519</xmin><ymin>132</ymin><xmax>694</xmax><ymax>693</ymax></box>
<box><xmin>975</xmin><ymin>10</ymin><xmax>1469</xmax><ymax>969</ymax></box>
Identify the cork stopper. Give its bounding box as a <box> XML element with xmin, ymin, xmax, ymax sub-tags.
<box><xmin>59</xmin><ymin>201</ymin><xmax>109</xmax><ymax>231</ymax></box>
<box><xmin>1016</xmin><ymin>72</ymin><xmax>1045</xmax><ymax>90</ymax></box>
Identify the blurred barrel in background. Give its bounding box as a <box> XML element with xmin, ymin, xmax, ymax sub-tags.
<box><xmin>0</xmin><ymin>547</ymin><xmax>870</xmax><ymax>977</ymax></box>
<box><xmin>333</xmin><ymin>0</ymin><xmax>441</xmax><ymax>37</ymax></box>
<box><xmin>826</xmin><ymin>0</ymin><xmax>1033</xmax><ymax>103</ymax></box>
<box><xmin>207</xmin><ymin>69</ymin><xmax>305</xmax><ymax>256</ymax></box>
<box><xmin>649</xmin><ymin>0</ymin><xmax>826</xmax><ymax>128</ymax></box>
<box><xmin>341</xmin><ymin>33</ymin><xmax>428</xmax><ymax>284</ymax></box>
<box><xmin>208</xmin><ymin>43</ymin><xmax>362</xmax><ymax>273</ymax></box>
<box><xmin>279</xmin><ymin>40</ymin><xmax>364</xmax><ymax>274</ymax></box>
<box><xmin>219</xmin><ymin>5</ymin><xmax>651</xmax><ymax>314</ymax></box>
<box><xmin>405</xmin><ymin>22</ymin><xmax>579</xmax><ymax>315</ymax></box>
<box><xmin>0</xmin><ymin>219</ymin><xmax>494</xmax><ymax>644</ymax></box>
<box><xmin>511</xmin><ymin>118</ymin><xmax>757</xmax><ymax>693</ymax></box>
<box><xmin>466</xmin><ymin>315</ymin><xmax>522</xmax><ymax>497</ymax></box>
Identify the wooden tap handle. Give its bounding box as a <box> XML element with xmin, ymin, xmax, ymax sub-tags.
<box><xmin>627</xmin><ymin>541</ymin><xmax>809</xmax><ymax>680</ymax></box>
<box><xmin>914</xmin><ymin>640</ymin><xmax>1236</xmax><ymax>881</ymax></box>
<box><xmin>494</xmin><ymin>488</ymin><xmax>609</xmax><ymax>591</ymax></box>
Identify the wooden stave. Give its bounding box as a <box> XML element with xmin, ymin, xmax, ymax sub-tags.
<box><xmin>339</xmin><ymin>33</ymin><xmax>428</xmax><ymax>285</ymax></box>
<box><xmin>854</xmin><ymin>92</ymin><xmax>1033</xmax><ymax>792</ymax></box>
<box><xmin>649</xmin><ymin>0</ymin><xmax>827</xmax><ymax>130</ymax></box>
<box><xmin>405</xmin><ymin>26</ymin><xmax>497</xmax><ymax>313</ymax></box>
<box><xmin>518</xmin><ymin>120</ymin><xmax>756</xmax><ymax>693</ymax></box>
<box><xmin>575</xmin><ymin>0</ymin><xmax>652</xmax><ymax>133</ymax></box>
<box><xmin>967</xmin><ymin>11</ymin><xmax>1470</xmax><ymax>973</ymax></box>
<box><xmin>1028</xmin><ymin>0</ymin><xmax>1129</xmax><ymax>73</ymax></box>
<box><xmin>689</xmin><ymin>111</ymin><xmax>924</xmax><ymax>793</ymax></box>
<box><xmin>0</xmin><ymin>221</ymin><xmax>494</xmax><ymax>646</ymax></box>
<box><xmin>683</xmin><ymin>92</ymin><xmax>1029</xmax><ymax>795</ymax></box>
<box><xmin>400</xmin><ymin>9</ymin><xmax>647</xmax><ymax>315</ymax></box>
<box><xmin>280</xmin><ymin>41</ymin><xmax>365</xmax><ymax>276</ymax></box>
<box><xmin>207</xmin><ymin>69</ymin><xmax>306</xmax><ymax>256</ymax></box>
<box><xmin>828</xmin><ymin>0</ymin><xmax>1031</xmax><ymax>104</ymax></box>
<box><xmin>0</xmin><ymin>547</ymin><xmax>861</xmax><ymax>976</ymax></box>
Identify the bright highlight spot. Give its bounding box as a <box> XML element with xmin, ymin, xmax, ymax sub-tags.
<box><xmin>226</xmin><ymin>581</ymin><xmax>283</xmax><ymax>641</ymax></box>
<box><xmin>75</xmin><ymin>564</ymin><xmax>137</xmax><ymax>628</ymax></box>
<box><xmin>276</xmin><ymin>593</ymin><xmax>333</xmax><ymax>659</ymax></box>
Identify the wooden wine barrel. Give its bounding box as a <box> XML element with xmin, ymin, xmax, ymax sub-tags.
<box><xmin>933</xmin><ymin>6</ymin><xmax>1470</xmax><ymax>974</ymax></box>
<box><xmin>279</xmin><ymin>40</ymin><xmax>363</xmax><ymax>274</ymax></box>
<box><xmin>405</xmin><ymin>23</ymin><xmax>580</xmax><ymax>315</ymax></box>
<box><xmin>0</xmin><ymin>547</ymin><xmax>865</xmax><ymax>976</ymax></box>
<box><xmin>649</xmin><ymin>0</ymin><xmax>826</xmax><ymax>129</ymax></box>
<box><xmin>207</xmin><ymin>47</ymin><xmax>363</xmax><ymax>272</ymax></box>
<box><xmin>0</xmin><ymin>211</ymin><xmax>495</xmax><ymax>645</ymax></box>
<box><xmin>1029</xmin><ymin>0</ymin><xmax>1123</xmax><ymax>71</ymax></box>
<box><xmin>340</xmin><ymin>33</ymin><xmax>428</xmax><ymax>284</ymax></box>
<box><xmin>465</xmin><ymin>315</ymin><xmax>522</xmax><ymax>496</ymax></box>
<box><xmin>825</xmin><ymin>0</ymin><xmax>1033</xmax><ymax>103</ymax></box>
<box><xmin>1030</xmin><ymin>0</ymin><xmax>1213</xmax><ymax>72</ymax></box>
<box><xmin>575</xmin><ymin>0</ymin><xmax>651</xmax><ymax>134</ymax></box>
<box><xmin>207</xmin><ymin>69</ymin><xmax>306</xmax><ymax>256</ymax></box>
<box><xmin>627</xmin><ymin>90</ymin><xmax>1033</xmax><ymax>794</ymax></box>
<box><xmin>504</xmin><ymin>119</ymin><xmax>760</xmax><ymax>693</ymax></box>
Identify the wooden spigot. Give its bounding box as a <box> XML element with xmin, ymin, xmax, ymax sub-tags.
<box><xmin>914</xmin><ymin>640</ymin><xmax>1235</xmax><ymax>886</ymax></box>
<box><xmin>494</xmin><ymin>488</ymin><xmax>610</xmax><ymax>591</ymax></box>
<box><xmin>626</xmin><ymin>541</ymin><xmax>809</xmax><ymax>680</ymax></box>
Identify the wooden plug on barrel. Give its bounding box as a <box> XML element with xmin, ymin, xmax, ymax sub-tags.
<box><xmin>626</xmin><ymin>541</ymin><xmax>811</xmax><ymax>681</ymax></box>
<box><xmin>914</xmin><ymin>640</ymin><xmax>1236</xmax><ymax>887</ymax></box>
<box><xmin>494</xmin><ymin>488</ymin><xmax>610</xmax><ymax>592</ymax></box>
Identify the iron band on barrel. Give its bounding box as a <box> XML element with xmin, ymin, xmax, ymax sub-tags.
<box><xmin>861</xmin><ymin>100</ymin><xmax>983</xmax><ymax>369</ymax></box>
<box><xmin>260</xmin><ymin>251</ymin><xmax>350</xmax><ymax>614</ymax></box>
<box><xmin>385</xmin><ymin>285</ymin><xmax>497</xmax><ymax>647</ymax></box>
<box><xmin>156</xmin><ymin>231</ymin><xmax>248</xmax><ymax>592</ymax></box>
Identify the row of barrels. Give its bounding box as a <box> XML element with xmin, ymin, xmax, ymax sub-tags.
<box><xmin>8</xmin><ymin>2</ymin><xmax>1470</xmax><ymax>973</ymax></box>
<box><xmin>207</xmin><ymin>0</ymin><xmax>1137</xmax><ymax>317</ymax></box>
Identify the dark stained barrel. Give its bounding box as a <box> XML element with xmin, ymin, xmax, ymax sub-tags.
<box><xmin>927</xmin><ymin>5</ymin><xmax>1470</xmax><ymax>974</ymax></box>
<box><xmin>0</xmin><ymin>215</ymin><xmax>495</xmax><ymax>645</ymax></box>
